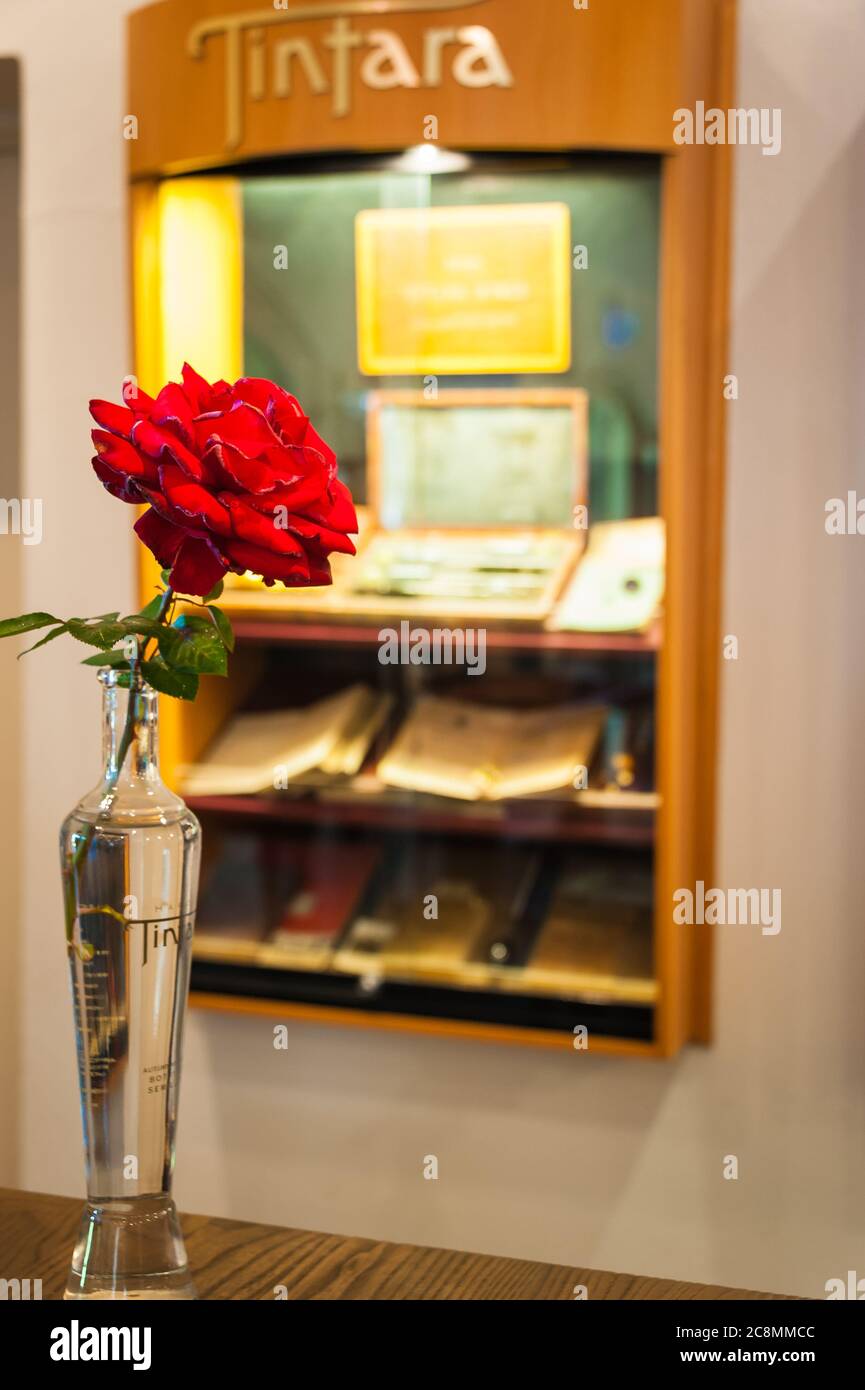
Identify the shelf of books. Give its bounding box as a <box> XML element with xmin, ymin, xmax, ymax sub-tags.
<box><xmin>172</xmin><ymin>533</ymin><xmax>663</xmax><ymax>1050</ymax></box>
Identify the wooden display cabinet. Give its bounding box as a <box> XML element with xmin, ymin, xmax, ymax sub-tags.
<box><xmin>127</xmin><ymin>0</ymin><xmax>735</xmax><ymax>1057</ymax></box>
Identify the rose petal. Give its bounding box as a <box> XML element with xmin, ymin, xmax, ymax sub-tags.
<box><xmin>274</xmin><ymin>512</ymin><xmax>356</xmax><ymax>555</ymax></box>
<box><xmin>246</xmin><ymin>473</ymin><xmax>329</xmax><ymax>515</ymax></box>
<box><xmin>180</xmin><ymin>362</ymin><xmax>213</xmax><ymax>413</ymax></box>
<box><xmin>315</xmin><ymin>477</ymin><xmax>357</xmax><ymax>534</ymax></box>
<box><xmin>92</xmin><ymin>456</ymin><xmax>144</xmax><ymax>504</ymax></box>
<box><xmin>89</xmin><ymin>399</ymin><xmax>137</xmax><ymax>439</ymax></box>
<box><xmin>132</xmin><ymin>418</ymin><xmax>205</xmax><ymax>480</ymax></box>
<box><xmin>92</xmin><ymin>430</ymin><xmax>160</xmax><ymax>484</ymax></box>
<box><xmin>222</xmin><ymin>538</ymin><xmax>315</xmax><ymax>586</ymax></box>
<box><xmin>204</xmin><ymin>439</ymin><xmax>278</xmax><ymax>494</ymax></box>
<box><xmin>159</xmin><ymin>462</ymin><xmax>232</xmax><ymax>536</ymax></box>
<box><xmin>135</xmin><ymin>482</ymin><xmax>212</xmax><ymax>542</ymax></box>
<box><xmin>151</xmin><ymin>382</ymin><xmax>195</xmax><ymax>446</ymax></box>
<box><xmin>301</xmin><ymin>421</ymin><xmax>337</xmax><ymax>479</ymax></box>
<box><xmin>121</xmin><ymin>383</ymin><xmax>156</xmax><ymax>413</ymax></box>
<box><xmin>169</xmin><ymin>536</ymin><xmax>228</xmax><ymax>597</ymax></box>
<box><xmin>272</xmin><ymin>394</ymin><xmax>310</xmax><ymax>446</ymax></box>
<box><xmin>210</xmin><ymin>401</ymin><xmax>285</xmax><ymax>456</ymax></box>
<box><xmin>134</xmin><ymin>507</ymin><xmax>185</xmax><ymax>566</ymax></box>
<box><xmin>233</xmin><ymin>377</ymin><xmax>285</xmax><ymax>413</ymax></box>
<box><xmin>223</xmin><ymin>494</ymin><xmax>306</xmax><ymax>556</ymax></box>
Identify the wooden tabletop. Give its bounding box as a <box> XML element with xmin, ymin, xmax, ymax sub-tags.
<box><xmin>0</xmin><ymin>1188</ymin><xmax>792</xmax><ymax>1301</ymax></box>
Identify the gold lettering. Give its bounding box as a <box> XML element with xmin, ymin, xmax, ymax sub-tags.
<box><xmin>224</xmin><ymin>24</ymin><xmax>245</xmax><ymax>149</ymax></box>
<box><xmin>423</xmin><ymin>28</ymin><xmax>458</xmax><ymax>86</ymax></box>
<box><xmin>248</xmin><ymin>26</ymin><xmax>267</xmax><ymax>100</ymax></box>
<box><xmin>186</xmin><ymin>3</ymin><xmax>506</xmax><ymax>149</ymax></box>
<box><xmin>361</xmin><ymin>31</ymin><xmax>421</xmax><ymax>90</ymax></box>
<box><xmin>274</xmin><ymin>37</ymin><xmax>330</xmax><ymax>99</ymax></box>
<box><xmin>323</xmin><ymin>17</ymin><xmax>364</xmax><ymax>119</ymax></box>
<box><xmin>453</xmin><ymin>25</ymin><xmax>514</xmax><ymax>88</ymax></box>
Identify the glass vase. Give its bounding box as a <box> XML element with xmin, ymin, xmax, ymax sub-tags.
<box><xmin>60</xmin><ymin>670</ymin><xmax>201</xmax><ymax>1300</ymax></box>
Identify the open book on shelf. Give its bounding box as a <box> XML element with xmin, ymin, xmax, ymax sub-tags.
<box><xmin>517</xmin><ymin>856</ymin><xmax>656</xmax><ymax>1004</ymax></box>
<box><xmin>548</xmin><ymin>517</ymin><xmax>664</xmax><ymax>633</ymax></box>
<box><xmin>377</xmin><ymin>695</ymin><xmax>606</xmax><ymax>801</ymax></box>
<box><xmin>179</xmin><ymin>684</ymin><xmax>392</xmax><ymax>797</ymax></box>
<box><xmin>332</xmin><ymin>843</ymin><xmax>541</xmax><ymax>981</ymax></box>
<box><xmin>194</xmin><ymin>831</ymin><xmax>382</xmax><ymax>971</ymax></box>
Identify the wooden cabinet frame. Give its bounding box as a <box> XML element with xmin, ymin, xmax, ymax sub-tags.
<box><xmin>128</xmin><ymin>0</ymin><xmax>736</xmax><ymax>1057</ymax></box>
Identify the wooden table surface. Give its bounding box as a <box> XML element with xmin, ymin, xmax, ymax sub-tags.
<box><xmin>0</xmin><ymin>1188</ymin><xmax>793</xmax><ymax>1301</ymax></box>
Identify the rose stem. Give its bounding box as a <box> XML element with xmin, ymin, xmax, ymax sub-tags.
<box><xmin>63</xmin><ymin>586</ymin><xmax>176</xmax><ymax>946</ymax></box>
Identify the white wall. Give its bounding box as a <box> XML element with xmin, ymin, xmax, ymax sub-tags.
<box><xmin>4</xmin><ymin>0</ymin><xmax>864</xmax><ymax>1300</ymax></box>
<box><xmin>1</xmin><ymin>0</ymin><xmax>138</xmax><ymax>1192</ymax></box>
<box><xmin>0</xmin><ymin>55</ymin><xmax>21</xmax><ymax>1186</ymax></box>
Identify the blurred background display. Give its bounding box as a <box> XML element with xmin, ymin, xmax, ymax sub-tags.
<box><xmin>145</xmin><ymin>153</ymin><xmax>664</xmax><ymax>1046</ymax></box>
<box><xmin>242</xmin><ymin>157</ymin><xmax>660</xmax><ymax>520</ymax></box>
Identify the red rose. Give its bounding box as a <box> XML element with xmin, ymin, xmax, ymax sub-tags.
<box><xmin>89</xmin><ymin>364</ymin><xmax>357</xmax><ymax>597</ymax></box>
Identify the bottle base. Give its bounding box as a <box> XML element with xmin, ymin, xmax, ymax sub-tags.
<box><xmin>63</xmin><ymin>1285</ymin><xmax>197</xmax><ymax>1301</ymax></box>
<box><xmin>65</xmin><ymin>1196</ymin><xmax>197</xmax><ymax>1301</ymax></box>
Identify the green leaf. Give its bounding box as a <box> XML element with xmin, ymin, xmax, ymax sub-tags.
<box><xmin>0</xmin><ymin>612</ymin><xmax>59</xmax><ymax>639</ymax></box>
<box><xmin>202</xmin><ymin>579</ymin><xmax>224</xmax><ymax>603</ymax></box>
<box><xmin>158</xmin><ymin>623</ymin><xmax>227</xmax><ymax>676</ymax></box>
<box><xmin>171</xmin><ymin>613</ymin><xmax>210</xmax><ymax>630</ymax></box>
<box><xmin>18</xmin><ymin>623</ymin><xmax>69</xmax><ymax>658</ymax></box>
<box><xmin>67</xmin><ymin>617</ymin><xmax>128</xmax><ymax>649</ymax></box>
<box><xmin>80</xmin><ymin>648</ymin><xmax>130</xmax><ymax>668</ymax></box>
<box><xmin>117</xmin><ymin>615</ymin><xmax>164</xmax><ymax>640</ymax></box>
<box><xmin>136</xmin><ymin>594</ymin><xmax>166</xmax><ymax>621</ymax></box>
<box><xmin>160</xmin><ymin>569</ymin><xmax>173</xmax><ymax>586</ymax></box>
<box><xmin>206</xmin><ymin>605</ymin><xmax>235</xmax><ymax>652</ymax></box>
<box><xmin>140</xmin><ymin>659</ymin><xmax>199</xmax><ymax>701</ymax></box>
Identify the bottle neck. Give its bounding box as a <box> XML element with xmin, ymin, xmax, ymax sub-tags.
<box><xmin>100</xmin><ymin>674</ymin><xmax>160</xmax><ymax>786</ymax></box>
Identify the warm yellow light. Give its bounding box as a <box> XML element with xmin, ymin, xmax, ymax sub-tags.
<box><xmin>131</xmin><ymin>176</ymin><xmax>244</xmax><ymax>786</ymax></box>
<box><xmin>356</xmin><ymin>203</ymin><xmax>572</xmax><ymax>376</ymax></box>
<box><xmin>156</xmin><ymin>178</ymin><xmax>243</xmax><ymax>386</ymax></box>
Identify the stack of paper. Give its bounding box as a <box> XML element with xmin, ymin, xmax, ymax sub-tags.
<box><xmin>377</xmin><ymin>695</ymin><xmax>606</xmax><ymax>801</ymax></box>
<box><xmin>179</xmin><ymin>685</ymin><xmax>391</xmax><ymax>796</ymax></box>
<box><xmin>548</xmin><ymin>517</ymin><xmax>664</xmax><ymax>633</ymax></box>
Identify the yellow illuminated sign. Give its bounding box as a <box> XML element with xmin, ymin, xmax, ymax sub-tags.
<box><xmin>355</xmin><ymin>203</ymin><xmax>572</xmax><ymax>376</ymax></box>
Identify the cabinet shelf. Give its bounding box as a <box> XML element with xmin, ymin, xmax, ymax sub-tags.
<box><xmin>227</xmin><ymin>617</ymin><xmax>661</xmax><ymax>657</ymax></box>
<box><xmin>186</xmin><ymin>789</ymin><xmax>656</xmax><ymax>848</ymax></box>
<box><xmin>189</xmin><ymin>958</ymin><xmax>654</xmax><ymax>1044</ymax></box>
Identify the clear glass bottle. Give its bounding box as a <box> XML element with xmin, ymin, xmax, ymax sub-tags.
<box><xmin>60</xmin><ymin>670</ymin><xmax>200</xmax><ymax>1300</ymax></box>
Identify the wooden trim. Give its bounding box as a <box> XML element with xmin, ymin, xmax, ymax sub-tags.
<box><xmin>653</xmin><ymin>0</ymin><xmax>735</xmax><ymax>1055</ymax></box>
<box><xmin>689</xmin><ymin>0</ymin><xmax>737</xmax><ymax>1044</ymax></box>
<box><xmin>654</xmin><ymin>155</ymin><xmax>686</xmax><ymax>1057</ymax></box>
<box><xmin>189</xmin><ymin>990</ymin><xmax>661</xmax><ymax>1057</ymax></box>
<box><xmin>128</xmin><ymin>0</ymin><xmax>685</xmax><ymax>177</ymax></box>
